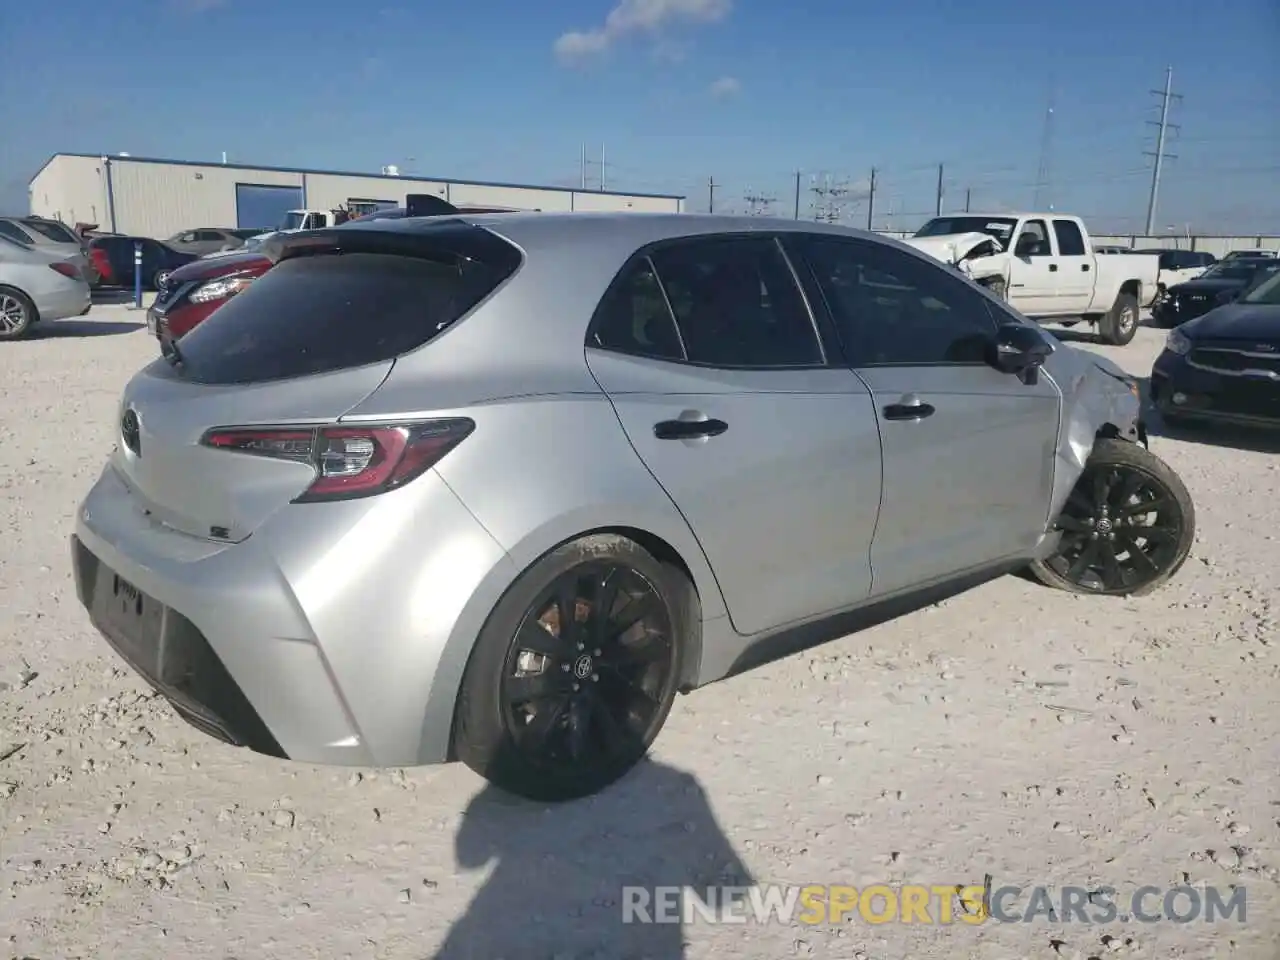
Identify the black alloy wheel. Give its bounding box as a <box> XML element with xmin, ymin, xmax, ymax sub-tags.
<box><xmin>1031</xmin><ymin>438</ymin><xmax>1195</xmax><ymax>597</ymax></box>
<box><xmin>453</xmin><ymin>534</ymin><xmax>691</xmax><ymax>802</ymax></box>
<box><xmin>501</xmin><ymin>563</ymin><xmax>676</xmax><ymax>775</ymax></box>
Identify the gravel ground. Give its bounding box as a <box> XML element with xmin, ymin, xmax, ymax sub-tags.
<box><xmin>2</xmin><ymin>306</ymin><xmax>1278</xmax><ymax>960</ymax></box>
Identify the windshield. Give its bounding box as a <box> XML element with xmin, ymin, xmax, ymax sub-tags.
<box><xmin>278</xmin><ymin>212</ymin><xmax>306</xmax><ymax>230</ymax></box>
<box><xmin>1239</xmin><ymin>266</ymin><xmax>1280</xmax><ymax>304</ymax></box>
<box><xmin>1200</xmin><ymin>262</ymin><xmax>1262</xmax><ymax>282</ymax></box>
<box><xmin>915</xmin><ymin>216</ymin><xmax>1017</xmax><ymax>248</ymax></box>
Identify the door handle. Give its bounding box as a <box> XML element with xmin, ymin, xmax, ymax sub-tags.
<box><xmin>654</xmin><ymin>418</ymin><xmax>728</xmax><ymax>440</ymax></box>
<box><xmin>1082</xmin><ymin>263</ymin><xmax>1090</xmax><ymax>271</ymax></box>
<box><xmin>882</xmin><ymin>401</ymin><xmax>935</xmax><ymax>421</ymax></box>
<box><xmin>1048</xmin><ymin>263</ymin><xmax>1059</xmax><ymax>272</ymax></box>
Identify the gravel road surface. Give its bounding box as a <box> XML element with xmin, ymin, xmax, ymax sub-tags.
<box><xmin>2</xmin><ymin>307</ymin><xmax>1278</xmax><ymax>959</ymax></box>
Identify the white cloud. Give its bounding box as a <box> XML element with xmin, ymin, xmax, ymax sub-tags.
<box><xmin>708</xmin><ymin>76</ymin><xmax>740</xmax><ymax>99</ymax></box>
<box><xmin>554</xmin><ymin>0</ymin><xmax>731</xmax><ymax>64</ymax></box>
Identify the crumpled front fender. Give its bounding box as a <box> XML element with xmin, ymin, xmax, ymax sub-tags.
<box><xmin>1042</xmin><ymin>344</ymin><xmax>1144</xmax><ymax>522</ymax></box>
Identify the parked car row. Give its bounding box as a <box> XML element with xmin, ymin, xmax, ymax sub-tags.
<box><xmin>1151</xmin><ymin>259</ymin><xmax>1280</xmax><ymax>428</ymax></box>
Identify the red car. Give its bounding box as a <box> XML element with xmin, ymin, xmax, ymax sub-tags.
<box><xmin>146</xmin><ymin>249</ymin><xmax>271</xmax><ymax>344</ymax></box>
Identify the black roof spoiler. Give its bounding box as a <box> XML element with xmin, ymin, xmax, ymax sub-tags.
<box><xmin>405</xmin><ymin>194</ymin><xmax>460</xmax><ymax>217</ymax></box>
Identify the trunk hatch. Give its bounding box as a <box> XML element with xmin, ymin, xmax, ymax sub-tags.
<box><xmin>111</xmin><ymin>222</ymin><xmax>523</xmax><ymax>542</ymax></box>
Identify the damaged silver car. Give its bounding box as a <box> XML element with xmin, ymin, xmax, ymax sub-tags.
<box><xmin>72</xmin><ymin>213</ymin><xmax>1195</xmax><ymax>803</ymax></box>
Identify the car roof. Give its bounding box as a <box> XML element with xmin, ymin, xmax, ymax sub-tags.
<box><xmin>341</xmin><ymin>210</ymin><xmax>884</xmax><ymax>249</ymax></box>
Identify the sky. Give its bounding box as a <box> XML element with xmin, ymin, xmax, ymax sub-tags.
<box><xmin>1</xmin><ymin>0</ymin><xmax>1277</xmax><ymax>234</ymax></box>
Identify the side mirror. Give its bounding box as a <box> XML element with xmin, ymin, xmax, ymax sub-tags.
<box><xmin>990</xmin><ymin>321</ymin><xmax>1052</xmax><ymax>380</ymax></box>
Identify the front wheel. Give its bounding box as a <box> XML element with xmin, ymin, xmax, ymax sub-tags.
<box><xmin>1099</xmin><ymin>292</ymin><xmax>1141</xmax><ymax>346</ymax></box>
<box><xmin>453</xmin><ymin>534</ymin><xmax>691</xmax><ymax>802</ymax></box>
<box><xmin>1029</xmin><ymin>438</ymin><xmax>1195</xmax><ymax>596</ymax></box>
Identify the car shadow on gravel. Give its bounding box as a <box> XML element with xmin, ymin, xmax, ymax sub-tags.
<box><xmin>1137</xmin><ymin>376</ymin><xmax>1280</xmax><ymax>454</ymax></box>
<box><xmin>32</xmin><ymin>319</ymin><xmax>145</xmax><ymax>338</ymax></box>
<box><xmin>429</xmin><ymin>761</ymin><xmax>752</xmax><ymax>959</ymax></box>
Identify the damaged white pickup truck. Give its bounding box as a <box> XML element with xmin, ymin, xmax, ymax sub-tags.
<box><xmin>904</xmin><ymin>213</ymin><xmax>1159</xmax><ymax>346</ymax></box>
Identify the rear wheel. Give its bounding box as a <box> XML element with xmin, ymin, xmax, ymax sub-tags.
<box><xmin>1029</xmin><ymin>438</ymin><xmax>1195</xmax><ymax>596</ymax></box>
<box><xmin>453</xmin><ymin>534</ymin><xmax>691</xmax><ymax>802</ymax></box>
<box><xmin>0</xmin><ymin>287</ymin><xmax>36</xmax><ymax>340</ymax></box>
<box><xmin>1099</xmin><ymin>292</ymin><xmax>1140</xmax><ymax>345</ymax></box>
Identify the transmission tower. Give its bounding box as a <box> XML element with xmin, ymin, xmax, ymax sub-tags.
<box><xmin>809</xmin><ymin>173</ymin><xmax>852</xmax><ymax>223</ymax></box>
<box><xmin>1144</xmin><ymin>66</ymin><xmax>1182</xmax><ymax>235</ymax></box>
<box><xmin>743</xmin><ymin>189</ymin><xmax>776</xmax><ymax>217</ymax></box>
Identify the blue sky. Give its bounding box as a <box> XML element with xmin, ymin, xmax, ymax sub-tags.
<box><xmin>1</xmin><ymin>0</ymin><xmax>1277</xmax><ymax>233</ymax></box>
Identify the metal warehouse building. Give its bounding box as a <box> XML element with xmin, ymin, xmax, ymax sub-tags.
<box><xmin>28</xmin><ymin>153</ymin><xmax>686</xmax><ymax>239</ymax></box>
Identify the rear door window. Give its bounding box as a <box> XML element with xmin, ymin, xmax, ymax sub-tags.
<box><xmin>21</xmin><ymin>219</ymin><xmax>79</xmax><ymax>244</ymax></box>
<box><xmin>172</xmin><ymin>241</ymin><xmax>520</xmax><ymax>384</ymax></box>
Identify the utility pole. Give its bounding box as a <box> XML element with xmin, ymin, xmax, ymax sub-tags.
<box><xmin>965</xmin><ymin>187</ymin><xmax>972</xmax><ymax>213</ymax></box>
<box><xmin>708</xmin><ymin>177</ymin><xmax>717</xmax><ymax>214</ymax></box>
<box><xmin>1033</xmin><ymin>83</ymin><xmax>1056</xmax><ymax>210</ymax></box>
<box><xmin>1144</xmin><ymin>66</ymin><xmax>1181</xmax><ymax>235</ymax></box>
<box><xmin>600</xmin><ymin>144</ymin><xmax>606</xmax><ymax>192</ymax></box>
<box><xmin>866</xmin><ymin>167</ymin><xmax>877</xmax><ymax>230</ymax></box>
<box><xmin>744</xmin><ymin>190</ymin><xmax>776</xmax><ymax>217</ymax></box>
<box><xmin>793</xmin><ymin>171</ymin><xmax>802</xmax><ymax>220</ymax></box>
<box><xmin>934</xmin><ymin>164</ymin><xmax>944</xmax><ymax>216</ymax></box>
<box><xmin>580</xmin><ymin>144</ymin><xmax>587</xmax><ymax>189</ymax></box>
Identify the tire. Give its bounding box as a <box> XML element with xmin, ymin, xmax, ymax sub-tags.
<box><xmin>0</xmin><ymin>286</ymin><xmax>36</xmax><ymax>340</ymax></box>
<box><xmin>151</xmin><ymin>269</ymin><xmax>169</xmax><ymax>292</ymax></box>
<box><xmin>1029</xmin><ymin>438</ymin><xmax>1195</xmax><ymax>597</ymax></box>
<box><xmin>1099</xmin><ymin>292</ymin><xmax>1140</xmax><ymax>346</ymax></box>
<box><xmin>452</xmin><ymin>533</ymin><xmax>693</xmax><ymax>802</ymax></box>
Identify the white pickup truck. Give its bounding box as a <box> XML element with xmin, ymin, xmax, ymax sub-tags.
<box><xmin>904</xmin><ymin>213</ymin><xmax>1160</xmax><ymax>346</ymax></box>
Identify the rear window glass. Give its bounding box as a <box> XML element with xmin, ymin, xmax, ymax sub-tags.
<box><xmin>172</xmin><ymin>249</ymin><xmax>518</xmax><ymax>384</ymax></box>
<box><xmin>22</xmin><ymin>219</ymin><xmax>79</xmax><ymax>243</ymax></box>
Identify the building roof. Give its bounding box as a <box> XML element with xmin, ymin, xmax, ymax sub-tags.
<box><xmin>29</xmin><ymin>152</ymin><xmax>686</xmax><ymax>202</ymax></box>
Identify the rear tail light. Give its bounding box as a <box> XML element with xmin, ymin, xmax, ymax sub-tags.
<box><xmin>199</xmin><ymin>419</ymin><xmax>474</xmax><ymax>502</ymax></box>
<box><xmin>49</xmin><ymin>262</ymin><xmax>81</xmax><ymax>280</ymax></box>
<box><xmin>90</xmin><ymin>247</ymin><xmax>114</xmax><ymax>282</ymax></box>
<box><xmin>190</xmin><ymin>274</ymin><xmax>256</xmax><ymax>304</ymax></box>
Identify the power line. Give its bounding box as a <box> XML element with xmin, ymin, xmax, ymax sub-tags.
<box><xmin>1144</xmin><ymin>66</ymin><xmax>1182</xmax><ymax>234</ymax></box>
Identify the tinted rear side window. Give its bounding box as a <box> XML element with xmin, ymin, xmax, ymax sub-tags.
<box><xmin>22</xmin><ymin>219</ymin><xmax>79</xmax><ymax>243</ymax></box>
<box><xmin>174</xmin><ymin>250</ymin><xmax>516</xmax><ymax>384</ymax></box>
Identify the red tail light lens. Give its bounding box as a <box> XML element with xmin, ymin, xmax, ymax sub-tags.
<box><xmin>49</xmin><ymin>262</ymin><xmax>81</xmax><ymax>280</ymax></box>
<box><xmin>200</xmin><ymin>419</ymin><xmax>474</xmax><ymax>502</ymax></box>
<box><xmin>90</xmin><ymin>247</ymin><xmax>114</xmax><ymax>281</ymax></box>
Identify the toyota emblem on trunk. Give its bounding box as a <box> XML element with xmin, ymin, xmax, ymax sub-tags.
<box><xmin>121</xmin><ymin>408</ymin><xmax>141</xmax><ymax>456</ymax></box>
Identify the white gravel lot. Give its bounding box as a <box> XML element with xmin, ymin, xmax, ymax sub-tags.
<box><xmin>1</xmin><ymin>305</ymin><xmax>1278</xmax><ymax>960</ymax></box>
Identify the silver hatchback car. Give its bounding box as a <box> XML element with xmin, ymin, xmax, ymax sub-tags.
<box><xmin>72</xmin><ymin>213</ymin><xmax>1195</xmax><ymax>801</ymax></box>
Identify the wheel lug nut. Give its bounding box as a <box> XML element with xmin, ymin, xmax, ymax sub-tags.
<box><xmin>572</xmin><ymin>683</ymin><xmax>580</xmax><ymax>691</ymax></box>
<box><xmin>593</xmin><ymin>649</ymin><xmax>601</xmax><ymax>656</ymax></box>
<box><xmin>591</xmin><ymin>673</ymin><xmax>599</xmax><ymax>682</ymax></box>
<box><xmin>577</xmin><ymin>643</ymin><xmax>585</xmax><ymax>651</ymax></box>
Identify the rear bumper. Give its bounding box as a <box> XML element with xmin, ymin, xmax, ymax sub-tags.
<box><xmin>34</xmin><ymin>282</ymin><xmax>91</xmax><ymax>323</ymax></box>
<box><xmin>72</xmin><ymin>462</ymin><xmax>516</xmax><ymax>766</ymax></box>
